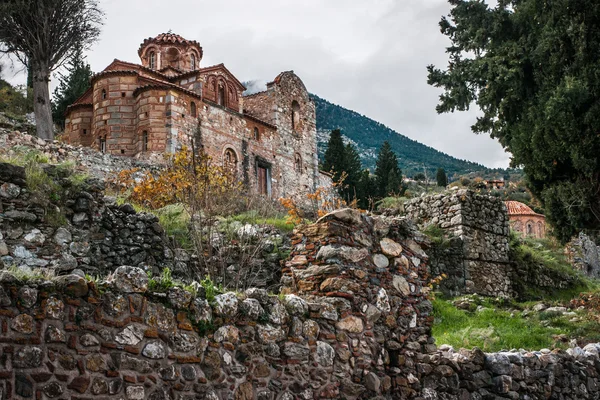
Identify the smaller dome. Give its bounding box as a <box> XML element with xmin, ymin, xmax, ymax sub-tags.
<box><xmin>504</xmin><ymin>201</ymin><xmax>543</xmax><ymax>216</ymax></box>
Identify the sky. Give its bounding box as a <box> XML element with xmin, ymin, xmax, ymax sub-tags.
<box><xmin>3</xmin><ymin>0</ymin><xmax>511</xmax><ymax>168</ymax></box>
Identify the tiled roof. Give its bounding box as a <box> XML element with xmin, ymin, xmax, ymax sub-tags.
<box><xmin>504</xmin><ymin>201</ymin><xmax>544</xmax><ymax>217</ymax></box>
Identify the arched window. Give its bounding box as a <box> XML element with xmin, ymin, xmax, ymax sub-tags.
<box><xmin>190</xmin><ymin>101</ymin><xmax>197</xmax><ymax>118</ymax></box>
<box><xmin>218</xmin><ymin>83</ymin><xmax>226</xmax><ymax>106</ymax></box>
<box><xmin>101</xmin><ymin>89</ymin><xmax>107</xmax><ymax>100</ymax></box>
<box><xmin>99</xmin><ymin>136</ymin><xmax>106</xmax><ymax>153</ymax></box>
<box><xmin>253</xmin><ymin>127</ymin><xmax>260</xmax><ymax>141</ymax></box>
<box><xmin>149</xmin><ymin>51</ymin><xmax>156</xmax><ymax>69</ymax></box>
<box><xmin>142</xmin><ymin>131</ymin><xmax>148</xmax><ymax>152</ymax></box>
<box><xmin>190</xmin><ymin>54</ymin><xmax>196</xmax><ymax>70</ymax></box>
<box><xmin>291</xmin><ymin>100</ymin><xmax>300</xmax><ymax>131</ymax></box>
<box><xmin>224</xmin><ymin>148</ymin><xmax>238</xmax><ymax>173</ymax></box>
<box><xmin>294</xmin><ymin>153</ymin><xmax>302</xmax><ymax>174</ymax></box>
<box><xmin>537</xmin><ymin>221</ymin><xmax>544</xmax><ymax>237</ymax></box>
<box><xmin>527</xmin><ymin>223</ymin><xmax>533</xmax><ymax>236</ymax></box>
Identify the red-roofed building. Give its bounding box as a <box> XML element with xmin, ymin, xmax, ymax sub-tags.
<box><xmin>64</xmin><ymin>33</ymin><xmax>330</xmax><ymax>199</ymax></box>
<box><xmin>504</xmin><ymin>200</ymin><xmax>546</xmax><ymax>238</ymax></box>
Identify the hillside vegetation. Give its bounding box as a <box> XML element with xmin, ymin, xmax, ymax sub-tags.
<box><xmin>312</xmin><ymin>94</ymin><xmax>512</xmax><ymax>178</ymax></box>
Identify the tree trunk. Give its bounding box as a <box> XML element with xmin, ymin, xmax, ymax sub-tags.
<box><xmin>32</xmin><ymin>63</ymin><xmax>53</xmax><ymax>140</ymax></box>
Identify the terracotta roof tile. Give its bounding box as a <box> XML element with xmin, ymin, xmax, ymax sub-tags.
<box><xmin>504</xmin><ymin>201</ymin><xmax>544</xmax><ymax>217</ymax></box>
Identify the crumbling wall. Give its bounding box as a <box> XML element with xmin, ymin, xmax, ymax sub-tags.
<box><xmin>404</xmin><ymin>190</ymin><xmax>512</xmax><ymax>297</ymax></box>
<box><xmin>567</xmin><ymin>232</ymin><xmax>600</xmax><ymax>279</ymax></box>
<box><xmin>0</xmin><ymin>208</ymin><xmax>433</xmax><ymax>400</ymax></box>
<box><xmin>2</xmin><ymin>206</ymin><xmax>600</xmax><ymax>399</ymax></box>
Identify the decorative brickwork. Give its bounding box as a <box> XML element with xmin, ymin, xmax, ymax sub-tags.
<box><xmin>64</xmin><ymin>33</ymin><xmax>331</xmax><ymax>200</ymax></box>
<box><xmin>505</xmin><ymin>200</ymin><xmax>546</xmax><ymax>239</ymax></box>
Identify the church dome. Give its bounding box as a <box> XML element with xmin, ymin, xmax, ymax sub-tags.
<box><xmin>504</xmin><ymin>201</ymin><xmax>543</xmax><ymax>216</ymax></box>
<box><xmin>138</xmin><ymin>32</ymin><xmax>203</xmax><ymax>72</ymax></box>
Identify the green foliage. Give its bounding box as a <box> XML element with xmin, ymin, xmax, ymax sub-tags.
<box><xmin>375</xmin><ymin>141</ymin><xmax>404</xmax><ymax>198</ymax></box>
<box><xmin>147</xmin><ymin>268</ymin><xmax>175</xmax><ymax>292</ymax></box>
<box><xmin>228</xmin><ymin>211</ymin><xmax>294</xmax><ymax>233</ymax></box>
<box><xmin>508</xmin><ymin>231</ymin><xmax>593</xmax><ymax>300</ymax></box>
<box><xmin>432</xmin><ymin>297</ymin><xmax>600</xmax><ymax>351</ymax></box>
<box><xmin>321</xmin><ymin>129</ymin><xmax>366</xmax><ymax>205</ymax></box>
<box><xmin>52</xmin><ymin>45</ymin><xmax>93</xmax><ymax>129</ymax></box>
<box><xmin>200</xmin><ymin>276</ymin><xmax>222</xmax><ymax>303</ymax></box>
<box><xmin>427</xmin><ymin>0</ymin><xmax>600</xmax><ymax>242</ymax></box>
<box><xmin>413</xmin><ymin>173</ymin><xmax>426</xmax><ymax>182</ymax></box>
<box><xmin>436</xmin><ymin>168</ymin><xmax>448</xmax><ymax>187</ymax></box>
<box><xmin>0</xmin><ymin>79</ymin><xmax>32</xmax><ymax>116</ymax></box>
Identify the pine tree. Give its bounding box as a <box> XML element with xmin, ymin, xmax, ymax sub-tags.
<box><xmin>374</xmin><ymin>141</ymin><xmax>403</xmax><ymax>198</ymax></box>
<box><xmin>436</xmin><ymin>168</ymin><xmax>448</xmax><ymax>187</ymax></box>
<box><xmin>52</xmin><ymin>46</ymin><xmax>93</xmax><ymax>129</ymax></box>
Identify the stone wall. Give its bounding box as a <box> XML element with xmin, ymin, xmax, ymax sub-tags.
<box><xmin>0</xmin><ymin>208</ymin><xmax>434</xmax><ymax>400</ymax></box>
<box><xmin>404</xmin><ymin>190</ymin><xmax>512</xmax><ymax>297</ymax></box>
<box><xmin>0</xmin><ymin>162</ymin><xmax>187</xmax><ymax>280</ymax></box>
<box><xmin>3</xmin><ymin>207</ymin><xmax>600</xmax><ymax>400</ymax></box>
<box><xmin>567</xmin><ymin>232</ymin><xmax>600</xmax><ymax>279</ymax></box>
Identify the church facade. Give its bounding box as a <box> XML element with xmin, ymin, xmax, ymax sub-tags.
<box><xmin>64</xmin><ymin>33</ymin><xmax>330</xmax><ymax>199</ymax></box>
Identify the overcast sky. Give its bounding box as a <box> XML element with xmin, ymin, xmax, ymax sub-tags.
<box><xmin>3</xmin><ymin>0</ymin><xmax>510</xmax><ymax>168</ymax></box>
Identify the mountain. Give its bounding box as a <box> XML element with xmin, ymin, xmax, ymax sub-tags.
<box><xmin>311</xmin><ymin>94</ymin><xmax>509</xmax><ymax>179</ymax></box>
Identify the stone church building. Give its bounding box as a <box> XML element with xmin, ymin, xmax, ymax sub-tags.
<box><xmin>505</xmin><ymin>200</ymin><xmax>546</xmax><ymax>238</ymax></box>
<box><xmin>64</xmin><ymin>33</ymin><xmax>330</xmax><ymax>198</ymax></box>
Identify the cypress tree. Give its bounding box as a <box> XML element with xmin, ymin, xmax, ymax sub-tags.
<box><xmin>436</xmin><ymin>167</ymin><xmax>448</xmax><ymax>187</ymax></box>
<box><xmin>322</xmin><ymin>129</ymin><xmax>346</xmax><ymax>182</ymax></box>
<box><xmin>374</xmin><ymin>141</ymin><xmax>402</xmax><ymax>197</ymax></box>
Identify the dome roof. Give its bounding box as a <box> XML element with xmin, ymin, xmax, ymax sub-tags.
<box><xmin>138</xmin><ymin>32</ymin><xmax>202</xmax><ymax>56</ymax></box>
<box><xmin>504</xmin><ymin>200</ymin><xmax>544</xmax><ymax>216</ymax></box>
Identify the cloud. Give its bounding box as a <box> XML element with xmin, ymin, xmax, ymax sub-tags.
<box><xmin>1</xmin><ymin>0</ymin><xmax>510</xmax><ymax>168</ymax></box>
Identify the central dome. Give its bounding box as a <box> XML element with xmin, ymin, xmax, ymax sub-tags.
<box><xmin>138</xmin><ymin>32</ymin><xmax>203</xmax><ymax>72</ymax></box>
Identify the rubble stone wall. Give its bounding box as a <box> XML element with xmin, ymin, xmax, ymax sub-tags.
<box><xmin>404</xmin><ymin>190</ymin><xmax>512</xmax><ymax>297</ymax></box>
<box><xmin>567</xmin><ymin>232</ymin><xmax>600</xmax><ymax>279</ymax></box>
<box><xmin>3</xmin><ymin>208</ymin><xmax>600</xmax><ymax>400</ymax></box>
<box><xmin>0</xmin><ymin>162</ymin><xmax>186</xmax><ymax>279</ymax></box>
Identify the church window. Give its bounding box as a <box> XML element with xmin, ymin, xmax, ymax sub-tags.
<box><xmin>149</xmin><ymin>51</ymin><xmax>156</xmax><ymax>69</ymax></box>
<box><xmin>191</xmin><ymin>101</ymin><xmax>197</xmax><ymax>117</ymax></box>
<box><xmin>253</xmin><ymin>127</ymin><xmax>260</xmax><ymax>141</ymax></box>
<box><xmin>190</xmin><ymin>54</ymin><xmax>196</xmax><ymax>69</ymax></box>
<box><xmin>142</xmin><ymin>131</ymin><xmax>148</xmax><ymax>152</ymax></box>
<box><xmin>218</xmin><ymin>83</ymin><xmax>226</xmax><ymax>106</ymax></box>
<box><xmin>291</xmin><ymin>100</ymin><xmax>300</xmax><ymax>131</ymax></box>
<box><xmin>82</xmin><ymin>129</ymin><xmax>87</xmax><ymax>135</ymax></box>
<box><xmin>99</xmin><ymin>136</ymin><xmax>106</xmax><ymax>153</ymax></box>
<box><xmin>224</xmin><ymin>148</ymin><xmax>238</xmax><ymax>173</ymax></box>
<box><xmin>101</xmin><ymin>89</ymin><xmax>106</xmax><ymax>100</ymax></box>
<box><xmin>527</xmin><ymin>223</ymin><xmax>533</xmax><ymax>236</ymax></box>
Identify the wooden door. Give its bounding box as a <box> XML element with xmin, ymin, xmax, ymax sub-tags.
<box><xmin>258</xmin><ymin>166</ymin><xmax>267</xmax><ymax>195</ymax></box>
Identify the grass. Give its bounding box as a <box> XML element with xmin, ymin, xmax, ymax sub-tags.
<box><xmin>228</xmin><ymin>210</ymin><xmax>294</xmax><ymax>232</ymax></box>
<box><xmin>432</xmin><ymin>295</ymin><xmax>600</xmax><ymax>351</ymax></box>
<box><xmin>509</xmin><ymin>231</ymin><xmax>595</xmax><ymax>300</ymax></box>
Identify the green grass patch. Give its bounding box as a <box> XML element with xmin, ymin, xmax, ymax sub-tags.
<box><xmin>432</xmin><ymin>296</ymin><xmax>600</xmax><ymax>351</ymax></box>
<box><xmin>228</xmin><ymin>210</ymin><xmax>294</xmax><ymax>232</ymax></box>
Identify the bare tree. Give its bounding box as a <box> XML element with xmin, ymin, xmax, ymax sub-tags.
<box><xmin>0</xmin><ymin>0</ymin><xmax>103</xmax><ymax>140</ymax></box>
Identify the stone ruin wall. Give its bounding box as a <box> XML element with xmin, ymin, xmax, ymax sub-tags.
<box><xmin>2</xmin><ymin>209</ymin><xmax>600</xmax><ymax>400</ymax></box>
<box><xmin>404</xmin><ymin>190</ymin><xmax>512</xmax><ymax>298</ymax></box>
<box><xmin>567</xmin><ymin>232</ymin><xmax>600</xmax><ymax>279</ymax></box>
<box><xmin>0</xmin><ymin>161</ymin><xmax>283</xmax><ymax>288</ymax></box>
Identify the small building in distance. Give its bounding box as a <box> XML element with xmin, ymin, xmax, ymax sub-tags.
<box><xmin>485</xmin><ymin>179</ymin><xmax>506</xmax><ymax>189</ymax></box>
<box><xmin>63</xmin><ymin>32</ymin><xmax>330</xmax><ymax>200</ymax></box>
<box><xmin>504</xmin><ymin>200</ymin><xmax>546</xmax><ymax>238</ymax></box>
